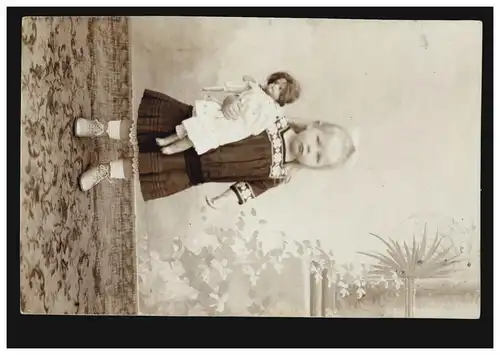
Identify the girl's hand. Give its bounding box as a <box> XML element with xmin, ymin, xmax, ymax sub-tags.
<box><xmin>222</xmin><ymin>95</ymin><xmax>243</xmax><ymax>120</ymax></box>
<box><xmin>205</xmin><ymin>196</ymin><xmax>219</xmax><ymax>210</ymax></box>
<box><xmin>205</xmin><ymin>189</ymin><xmax>239</xmax><ymax>210</ymax></box>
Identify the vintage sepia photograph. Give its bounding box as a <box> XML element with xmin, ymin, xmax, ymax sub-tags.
<box><xmin>20</xmin><ymin>15</ymin><xmax>482</xmax><ymax>319</ymax></box>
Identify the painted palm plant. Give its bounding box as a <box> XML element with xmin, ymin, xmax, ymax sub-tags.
<box><xmin>358</xmin><ymin>224</ymin><xmax>464</xmax><ymax>317</ymax></box>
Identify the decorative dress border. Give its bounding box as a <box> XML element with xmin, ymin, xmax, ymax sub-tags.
<box><xmin>266</xmin><ymin>116</ymin><xmax>289</xmax><ymax>179</ymax></box>
<box><xmin>230</xmin><ymin>182</ymin><xmax>256</xmax><ymax>205</ymax></box>
<box><xmin>230</xmin><ymin>116</ymin><xmax>290</xmax><ymax>205</ymax></box>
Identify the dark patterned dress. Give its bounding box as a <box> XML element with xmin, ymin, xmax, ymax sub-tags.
<box><xmin>137</xmin><ymin>89</ymin><xmax>291</xmax><ymax>204</ymax></box>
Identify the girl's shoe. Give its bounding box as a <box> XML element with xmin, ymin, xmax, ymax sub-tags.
<box><xmin>79</xmin><ymin>160</ymin><xmax>127</xmax><ymax>192</ymax></box>
<box><xmin>79</xmin><ymin>164</ymin><xmax>112</xmax><ymax>191</ymax></box>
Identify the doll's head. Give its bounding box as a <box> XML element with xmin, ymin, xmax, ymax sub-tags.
<box><xmin>265</xmin><ymin>71</ymin><xmax>301</xmax><ymax>107</ymax></box>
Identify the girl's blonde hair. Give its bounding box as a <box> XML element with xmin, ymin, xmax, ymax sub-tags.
<box><xmin>280</xmin><ymin>120</ymin><xmax>357</xmax><ymax>184</ymax></box>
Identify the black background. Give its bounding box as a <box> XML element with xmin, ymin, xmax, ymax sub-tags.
<box><xmin>7</xmin><ymin>6</ymin><xmax>494</xmax><ymax>348</ymax></box>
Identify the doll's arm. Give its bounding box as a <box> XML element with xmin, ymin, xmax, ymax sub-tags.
<box><xmin>242</xmin><ymin>75</ymin><xmax>257</xmax><ymax>83</ymax></box>
<box><xmin>223</xmin><ymin>75</ymin><xmax>257</xmax><ymax>92</ymax></box>
<box><xmin>203</xmin><ymin>81</ymin><xmax>251</xmax><ymax>94</ymax></box>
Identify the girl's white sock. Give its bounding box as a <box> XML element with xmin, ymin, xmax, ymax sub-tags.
<box><xmin>109</xmin><ymin>159</ymin><xmax>126</xmax><ymax>179</ymax></box>
<box><xmin>106</xmin><ymin>120</ymin><xmax>122</xmax><ymax>140</ymax></box>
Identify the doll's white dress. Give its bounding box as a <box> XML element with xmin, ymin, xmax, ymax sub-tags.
<box><xmin>179</xmin><ymin>81</ymin><xmax>283</xmax><ymax>155</ymax></box>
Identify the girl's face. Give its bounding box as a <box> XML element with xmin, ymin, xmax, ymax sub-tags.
<box><xmin>290</xmin><ymin>125</ymin><xmax>351</xmax><ymax>168</ymax></box>
<box><xmin>266</xmin><ymin>78</ymin><xmax>287</xmax><ymax>101</ymax></box>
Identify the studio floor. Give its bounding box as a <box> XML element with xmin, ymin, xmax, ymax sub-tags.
<box><xmin>20</xmin><ymin>16</ymin><xmax>137</xmax><ymax>314</ymax></box>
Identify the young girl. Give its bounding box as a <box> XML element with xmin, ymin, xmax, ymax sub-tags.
<box><xmin>154</xmin><ymin>72</ymin><xmax>301</xmax><ymax>156</ymax></box>
<box><xmin>74</xmin><ymin>89</ymin><xmax>357</xmax><ymax>209</ymax></box>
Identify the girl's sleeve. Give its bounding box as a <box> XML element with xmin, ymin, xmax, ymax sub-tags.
<box><xmin>229</xmin><ymin>179</ymin><xmax>277</xmax><ymax>205</ymax></box>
